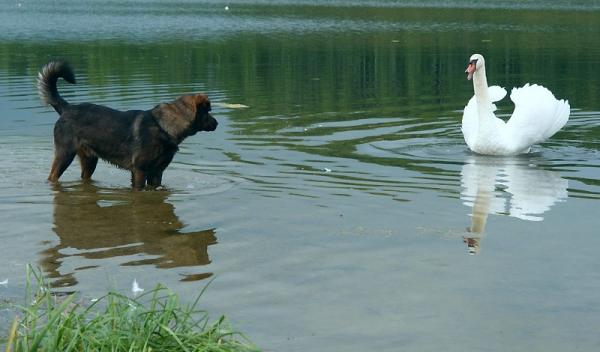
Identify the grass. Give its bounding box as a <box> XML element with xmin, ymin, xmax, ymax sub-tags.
<box><xmin>2</xmin><ymin>267</ymin><xmax>259</xmax><ymax>352</ymax></box>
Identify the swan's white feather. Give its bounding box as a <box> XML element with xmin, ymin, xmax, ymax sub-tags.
<box><xmin>505</xmin><ymin>84</ymin><xmax>570</xmax><ymax>152</ymax></box>
<box><xmin>488</xmin><ymin>85</ymin><xmax>507</xmax><ymax>103</ymax></box>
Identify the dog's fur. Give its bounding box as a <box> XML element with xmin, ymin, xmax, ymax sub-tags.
<box><xmin>38</xmin><ymin>61</ymin><xmax>218</xmax><ymax>189</ymax></box>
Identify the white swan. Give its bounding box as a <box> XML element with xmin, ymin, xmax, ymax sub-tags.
<box><xmin>462</xmin><ymin>54</ymin><xmax>570</xmax><ymax>155</ymax></box>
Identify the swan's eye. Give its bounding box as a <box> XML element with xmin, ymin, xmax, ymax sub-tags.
<box><xmin>470</xmin><ymin>59</ymin><xmax>478</xmax><ymax>65</ymax></box>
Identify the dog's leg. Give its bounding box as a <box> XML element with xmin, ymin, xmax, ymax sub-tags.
<box><xmin>147</xmin><ymin>172</ymin><xmax>163</xmax><ymax>188</ymax></box>
<box><xmin>48</xmin><ymin>151</ymin><xmax>76</xmax><ymax>182</ymax></box>
<box><xmin>131</xmin><ymin>169</ymin><xmax>146</xmax><ymax>190</ymax></box>
<box><xmin>49</xmin><ymin>120</ymin><xmax>76</xmax><ymax>183</ymax></box>
<box><xmin>78</xmin><ymin>152</ymin><xmax>98</xmax><ymax>181</ymax></box>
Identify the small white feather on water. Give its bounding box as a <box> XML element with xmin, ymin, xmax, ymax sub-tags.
<box><xmin>132</xmin><ymin>279</ymin><xmax>144</xmax><ymax>295</ymax></box>
<box><xmin>0</xmin><ymin>279</ymin><xmax>8</xmax><ymax>285</ymax></box>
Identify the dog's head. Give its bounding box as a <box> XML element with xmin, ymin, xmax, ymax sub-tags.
<box><xmin>152</xmin><ymin>93</ymin><xmax>218</xmax><ymax>143</ymax></box>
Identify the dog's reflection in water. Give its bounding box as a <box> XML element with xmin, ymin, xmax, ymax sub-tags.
<box><xmin>40</xmin><ymin>184</ymin><xmax>216</xmax><ymax>287</ymax></box>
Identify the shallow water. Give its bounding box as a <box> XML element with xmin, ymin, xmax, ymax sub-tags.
<box><xmin>1</xmin><ymin>1</ymin><xmax>600</xmax><ymax>351</ymax></box>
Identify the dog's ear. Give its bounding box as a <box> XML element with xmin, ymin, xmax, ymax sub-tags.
<box><xmin>152</xmin><ymin>94</ymin><xmax>207</xmax><ymax>143</ymax></box>
<box><xmin>192</xmin><ymin>94</ymin><xmax>211</xmax><ymax>112</ymax></box>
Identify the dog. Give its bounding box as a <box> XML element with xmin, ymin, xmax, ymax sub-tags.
<box><xmin>37</xmin><ymin>61</ymin><xmax>218</xmax><ymax>189</ymax></box>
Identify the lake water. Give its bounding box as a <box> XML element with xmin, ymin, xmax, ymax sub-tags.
<box><xmin>1</xmin><ymin>1</ymin><xmax>600</xmax><ymax>351</ymax></box>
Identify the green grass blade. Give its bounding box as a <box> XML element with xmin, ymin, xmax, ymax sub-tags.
<box><xmin>159</xmin><ymin>324</ymin><xmax>191</xmax><ymax>352</ymax></box>
<box><xmin>28</xmin><ymin>293</ymin><xmax>76</xmax><ymax>352</ymax></box>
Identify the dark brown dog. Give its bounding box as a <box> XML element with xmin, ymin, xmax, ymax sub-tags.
<box><xmin>37</xmin><ymin>61</ymin><xmax>218</xmax><ymax>189</ymax></box>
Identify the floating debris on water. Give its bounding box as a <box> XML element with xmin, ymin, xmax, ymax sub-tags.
<box><xmin>132</xmin><ymin>279</ymin><xmax>144</xmax><ymax>295</ymax></box>
<box><xmin>214</xmin><ymin>102</ymin><xmax>249</xmax><ymax>109</ymax></box>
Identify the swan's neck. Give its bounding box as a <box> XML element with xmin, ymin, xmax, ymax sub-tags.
<box><xmin>472</xmin><ymin>66</ymin><xmax>493</xmax><ymax>116</ymax></box>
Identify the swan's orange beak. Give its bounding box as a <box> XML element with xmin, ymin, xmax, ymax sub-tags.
<box><xmin>465</xmin><ymin>63</ymin><xmax>476</xmax><ymax>81</ymax></box>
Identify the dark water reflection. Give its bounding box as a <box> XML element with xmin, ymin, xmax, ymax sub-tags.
<box><xmin>1</xmin><ymin>1</ymin><xmax>600</xmax><ymax>351</ymax></box>
<box><xmin>41</xmin><ymin>184</ymin><xmax>216</xmax><ymax>287</ymax></box>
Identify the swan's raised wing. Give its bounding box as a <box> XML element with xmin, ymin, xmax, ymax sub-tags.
<box><xmin>462</xmin><ymin>86</ymin><xmax>507</xmax><ymax>149</ymax></box>
<box><xmin>506</xmin><ymin>84</ymin><xmax>570</xmax><ymax>152</ymax></box>
<box><xmin>488</xmin><ymin>85</ymin><xmax>507</xmax><ymax>106</ymax></box>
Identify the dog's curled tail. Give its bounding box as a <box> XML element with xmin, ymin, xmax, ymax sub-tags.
<box><xmin>37</xmin><ymin>61</ymin><xmax>76</xmax><ymax>114</ymax></box>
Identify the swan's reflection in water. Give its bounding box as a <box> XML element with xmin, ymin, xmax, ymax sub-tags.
<box><xmin>460</xmin><ymin>155</ymin><xmax>568</xmax><ymax>255</ymax></box>
<box><xmin>40</xmin><ymin>184</ymin><xmax>216</xmax><ymax>287</ymax></box>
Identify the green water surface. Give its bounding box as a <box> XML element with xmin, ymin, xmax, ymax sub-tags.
<box><xmin>1</xmin><ymin>1</ymin><xmax>599</xmax><ymax>351</ymax></box>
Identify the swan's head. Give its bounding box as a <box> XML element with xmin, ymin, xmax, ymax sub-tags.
<box><xmin>465</xmin><ymin>54</ymin><xmax>485</xmax><ymax>81</ymax></box>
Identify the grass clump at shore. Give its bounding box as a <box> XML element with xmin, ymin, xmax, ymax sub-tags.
<box><xmin>2</xmin><ymin>267</ymin><xmax>259</xmax><ymax>352</ymax></box>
